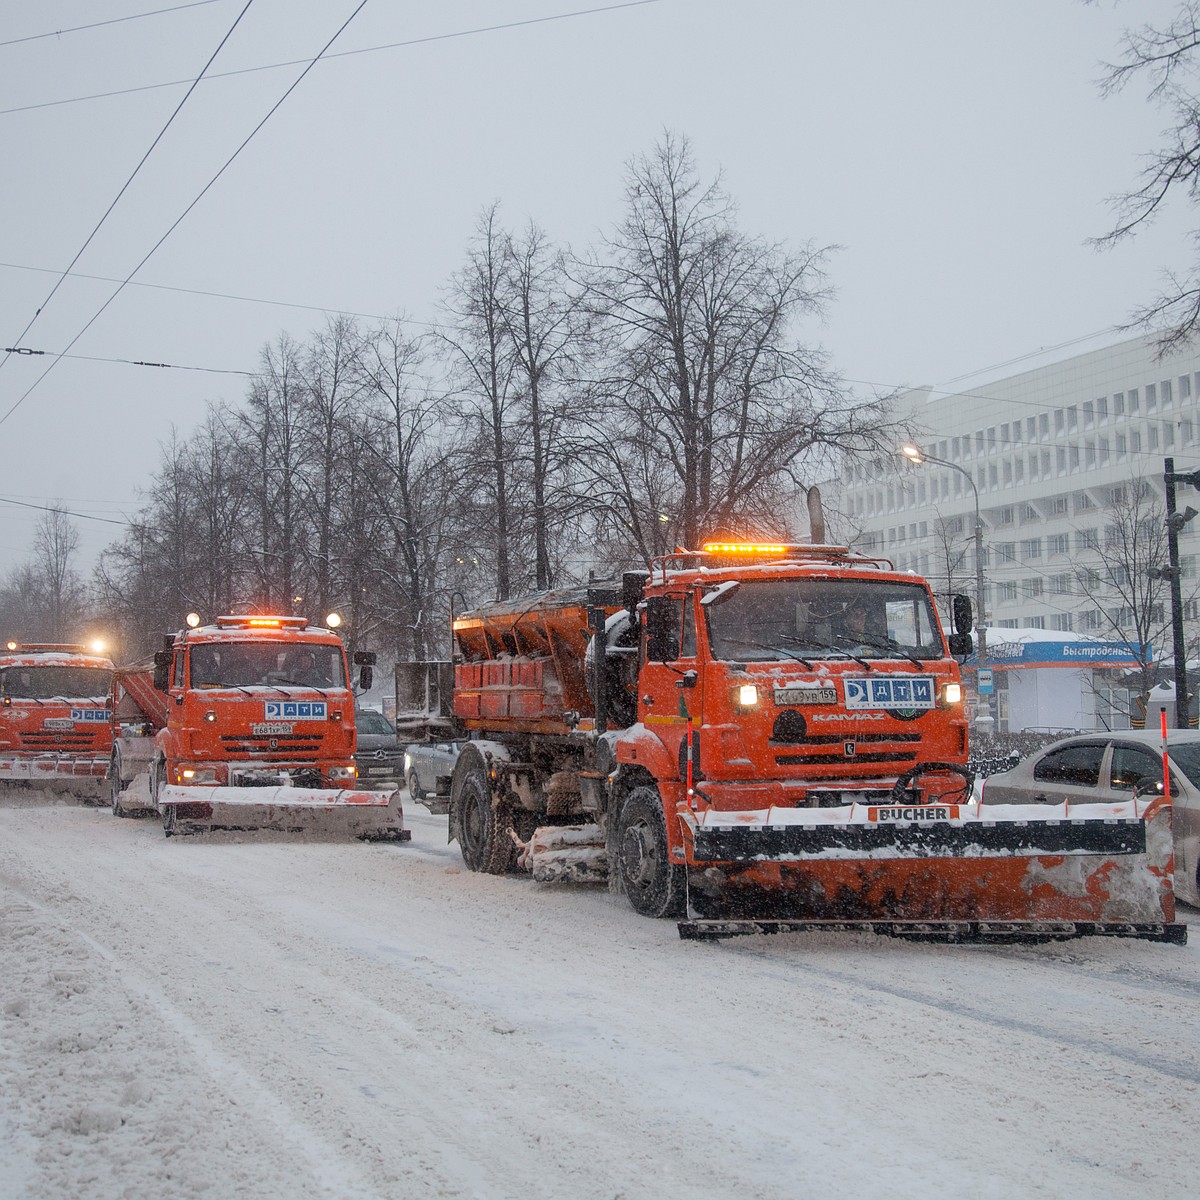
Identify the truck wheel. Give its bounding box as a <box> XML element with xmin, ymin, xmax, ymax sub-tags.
<box><xmin>617</xmin><ymin>786</ymin><xmax>685</xmax><ymax>918</ymax></box>
<box><xmin>109</xmin><ymin>748</ymin><xmax>125</xmax><ymax>817</ymax></box>
<box><xmin>406</xmin><ymin>767</ymin><xmax>424</xmax><ymax>801</ymax></box>
<box><xmin>151</xmin><ymin>757</ymin><xmax>175</xmax><ymax>837</ymax></box>
<box><xmin>453</xmin><ymin>764</ymin><xmax>516</xmax><ymax>874</ymax></box>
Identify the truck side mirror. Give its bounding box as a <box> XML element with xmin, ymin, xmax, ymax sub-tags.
<box><xmin>153</xmin><ymin>650</ymin><xmax>171</xmax><ymax>692</ymax></box>
<box><xmin>353</xmin><ymin>650</ymin><xmax>376</xmax><ymax>692</ymax></box>
<box><xmin>644</xmin><ymin>596</ymin><xmax>678</xmax><ymax>662</ymax></box>
<box><xmin>947</xmin><ymin>632</ymin><xmax>973</xmax><ymax>657</ymax></box>
<box><xmin>951</xmin><ymin>594</ymin><xmax>973</xmax><ymax>634</ymax></box>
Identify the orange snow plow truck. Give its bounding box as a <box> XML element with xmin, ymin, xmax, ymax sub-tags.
<box><xmin>398</xmin><ymin>536</ymin><xmax>1183</xmax><ymax>944</ymax></box>
<box><xmin>0</xmin><ymin>640</ymin><xmax>114</xmax><ymax>801</ymax></box>
<box><xmin>108</xmin><ymin>612</ymin><xmax>409</xmax><ymax>840</ymax></box>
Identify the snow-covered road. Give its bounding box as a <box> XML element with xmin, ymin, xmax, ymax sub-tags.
<box><xmin>2</xmin><ymin>796</ymin><xmax>1197</xmax><ymax>1199</ymax></box>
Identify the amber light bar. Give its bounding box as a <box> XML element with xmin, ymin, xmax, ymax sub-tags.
<box><xmin>701</xmin><ymin>541</ymin><xmax>797</xmax><ymax>556</ymax></box>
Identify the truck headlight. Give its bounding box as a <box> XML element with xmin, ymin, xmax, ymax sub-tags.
<box><xmin>733</xmin><ymin>683</ymin><xmax>759</xmax><ymax>709</ymax></box>
<box><xmin>941</xmin><ymin>682</ymin><xmax>963</xmax><ymax>705</ymax></box>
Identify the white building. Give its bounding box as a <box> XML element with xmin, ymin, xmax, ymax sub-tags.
<box><xmin>827</xmin><ymin>333</ymin><xmax>1200</xmax><ymax>732</ymax></box>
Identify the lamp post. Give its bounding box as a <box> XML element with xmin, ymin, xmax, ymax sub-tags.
<box><xmin>901</xmin><ymin>444</ymin><xmax>994</xmax><ymax>737</ymax></box>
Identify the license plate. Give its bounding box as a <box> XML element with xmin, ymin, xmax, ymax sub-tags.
<box><xmin>868</xmin><ymin>805</ymin><xmax>960</xmax><ymax>822</ymax></box>
<box><xmin>366</xmin><ymin>765</ymin><xmax>393</xmax><ymax>776</ymax></box>
<box><xmin>252</xmin><ymin>722</ymin><xmax>294</xmax><ymax>735</ymax></box>
<box><xmin>774</xmin><ymin>687</ymin><xmax>836</xmax><ymax>705</ymax></box>
<box><xmin>43</xmin><ymin>718</ymin><xmax>74</xmax><ymax>730</ymax></box>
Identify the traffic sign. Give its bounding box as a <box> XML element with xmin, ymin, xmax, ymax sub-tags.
<box><xmin>977</xmin><ymin>667</ymin><xmax>994</xmax><ymax>693</ymax></box>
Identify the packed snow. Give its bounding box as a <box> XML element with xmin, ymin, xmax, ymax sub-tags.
<box><xmin>1</xmin><ymin>792</ymin><xmax>1197</xmax><ymax>1199</ymax></box>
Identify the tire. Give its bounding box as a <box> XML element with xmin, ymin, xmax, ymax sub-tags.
<box><xmin>151</xmin><ymin>757</ymin><xmax>176</xmax><ymax>837</ymax></box>
<box><xmin>452</xmin><ymin>760</ymin><xmax>515</xmax><ymax>874</ymax></box>
<box><xmin>109</xmin><ymin>748</ymin><xmax>125</xmax><ymax>817</ymax></box>
<box><xmin>406</xmin><ymin>767</ymin><xmax>424</xmax><ymax>801</ymax></box>
<box><xmin>616</xmin><ymin>785</ymin><xmax>685</xmax><ymax>918</ymax></box>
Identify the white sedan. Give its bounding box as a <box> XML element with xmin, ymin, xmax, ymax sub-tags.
<box><xmin>981</xmin><ymin>729</ymin><xmax>1200</xmax><ymax>906</ymax></box>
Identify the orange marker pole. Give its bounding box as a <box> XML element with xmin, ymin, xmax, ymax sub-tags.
<box><xmin>1161</xmin><ymin>708</ymin><xmax>1172</xmax><ymax>802</ymax></box>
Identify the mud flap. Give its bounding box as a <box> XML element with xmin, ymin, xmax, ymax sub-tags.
<box><xmin>677</xmin><ymin>796</ymin><xmax>1183</xmax><ymax>943</ymax></box>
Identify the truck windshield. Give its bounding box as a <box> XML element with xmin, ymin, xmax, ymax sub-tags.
<box><xmin>188</xmin><ymin>642</ymin><xmax>346</xmax><ymax>689</ymax></box>
<box><xmin>704</xmin><ymin>579</ymin><xmax>944</xmax><ymax>662</ymax></box>
<box><xmin>0</xmin><ymin>666</ymin><xmax>113</xmax><ymax>700</ymax></box>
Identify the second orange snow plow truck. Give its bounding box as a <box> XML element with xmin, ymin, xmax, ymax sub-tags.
<box><xmin>109</xmin><ymin>613</ymin><xmax>409</xmax><ymax>839</ymax></box>
<box><xmin>401</xmin><ymin>535</ymin><xmax>1182</xmax><ymax>944</ymax></box>
<box><xmin>0</xmin><ymin>641</ymin><xmax>114</xmax><ymax>800</ymax></box>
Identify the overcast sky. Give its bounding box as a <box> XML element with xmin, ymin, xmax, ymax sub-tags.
<box><xmin>0</xmin><ymin>0</ymin><xmax>1192</xmax><ymax>579</ymax></box>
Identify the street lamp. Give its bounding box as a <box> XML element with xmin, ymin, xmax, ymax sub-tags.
<box><xmin>901</xmin><ymin>444</ymin><xmax>994</xmax><ymax>736</ymax></box>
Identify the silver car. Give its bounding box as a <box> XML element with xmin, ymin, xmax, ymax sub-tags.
<box><xmin>403</xmin><ymin>740</ymin><xmax>464</xmax><ymax>804</ymax></box>
<box><xmin>980</xmin><ymin>729</ymin><xmax>1200</xmax><ymax>906</ymax></box>
<box><xmin>353</xmin><ymin>709</ymin><xmax>406</xmax><ymax>788</ymax></box>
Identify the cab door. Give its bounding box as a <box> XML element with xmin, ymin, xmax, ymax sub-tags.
<box><xmin>638</xmin><ymin>592</ymin><xmax>701</xmax><ymax>780</ymax></box>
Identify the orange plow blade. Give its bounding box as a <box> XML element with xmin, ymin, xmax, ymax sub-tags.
<box><xmin>677</xmin><ymin>796</ymin><xmax>1184</xmax><ymax>944</ymax></box>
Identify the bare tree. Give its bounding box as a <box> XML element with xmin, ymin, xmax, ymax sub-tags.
<box><xmin>1094</xmin><ymin>1</ymin><xmax>1200</xmax><ymax>351</ymax></box>
<box><xmin>1071</xmin><ymin>478</ymin><xmax>1177</xmax><ymax>721</ymax></box>
<box><xmin>441</xmin><ymin>205</ymin><xmax>521</xmax><ymax>600</ymax></box>
<box><xmin>577</xmin><ymin>132</ymin><xmax>897</xmax><ymax>559</ymax></box>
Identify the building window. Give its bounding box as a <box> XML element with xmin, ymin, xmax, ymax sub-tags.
<box><xmin>1117</xmin><ymin>432</ymin><xmax>1127</xmax><ymax>455</ymax></box>
<box><xmin>1078</xmin><ymin>528</ymin><xmax>1099</xmax><ymax>551</ymax></box>
<box><xmin>1130</xmin><ymin>388</ymin><xmax>1140</xmax><ymax>411</ymax></box>
<box><xmin>1162</xmin><ymin>379</ymin><xmax>1173</xmax><ymax>406</ymax></box>
<box><xmin>1022</xmin><ymin>578</ymin><xmax>1044</xmax><ymax>599</ymax></box>
<box><xmin>1114</xmin><ymin>392</ymin><xmax>1125</xmax><ymax>416</ymax></box>
<box><xmin>1099</xmin><ymin>437</ymin><xmax>1110</xmax><ymax>463</ymax></box>
<box><xmin>1051</xmin><ymin>572</ymin><xmax>1073</xmax><ymax>593</ymax></box>
<box><xmin>1027</xmin><ymin>615</ymin><xmax>1046</xmax><ymax>629</ymax></box>
<box><xmin>1026</xmin><ymin>416</ymin><xmax>1036</xmax><ymax>440</ymax></box>
<box><xmin>1039</xmin><ymin>413</ymin><xmax>1050</xmax><ymax>438</ymax></box>
<box><xmin>996</xmin><ymin>542</ymin><xmax>1016</xmax><ymax>562</ymax></box>
<box><xmin>1051</xmin><ymin>495</ymin><xmax>1068</xmax><ymax>515</ymax></box>
<box><xmin>1083</xmin><ymin>400</ymin><xmax>1094</xmax><ymax>426</ymax></box>
<box><xmin>1131</xmin><ymin>429</ymin><xmax>1142</xmax><ymax>453</ymax></box>
<box><xmin>1056</xmin><ymin>447</ymin><xmax>1067</xmax><ymax>474</ymax></box>
<box><xmin>1098</xmin><ymin>396</ymin><xmax>1109</xmax><ymax>420</ymax></box>
<box><xmin>998</xmin><ymin>581</ymin><xmax>1018</xmax><ymax>602</ymax></box>
<box><xmin>998</xmin><ymin>507</ymin><xmax>1014</xmax><ymax>526</ymax></box>
<box><xmin>1049</xmin><ymin>534</ymin><xmax>1070</xmax><ymax>555</ymax></box>
<box><xmin>1182</xmin><ymin>375</ymin><xmax>1192</xmax><ymax>399</ymax></box>
<box><xmin>1067</xmin><ymin>405</ymin><xmax>1078</xmax><ymax>431</ymax></box>
<box><xmin>1055</xmin><ymin>409</ymin><xmax>1065</xmax><ymax>433</ymax></box>
<box><xmin>1021</xmin><ymin>538</ymin><xmax>1042</xmax><ymax>559</ymax></box>
<box><xmin>1147</xmin><ymin>383</ymin><xmax>1158</xmax><ymax>409</ymax></box>
<box><xmin>1051</xmin><ymin>613</ymin><xmax>1073</xmax><ymax>631</ymax></box>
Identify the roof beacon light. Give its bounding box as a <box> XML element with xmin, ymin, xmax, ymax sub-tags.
<box><xmin>325</xmin><ymin>612</ymin><xmax>342</xmax><ymax>629</ymax></box>
<box><xmin>89</xmin><ymin>639</ymin><xmax>107</xmax><ymax>655</ymax></box>
<box><xmin>185</xmin><ymin>612</ymin><xmax>202</xmax><ymax>628</ymax></box>
<box><xmin>5</xmin><ymin>641</ymin><xmax>17</xmax><ymax>651</ymax></box>
<box><xmin>702</xmin><ymin>541</ymin><xmax>795</xmax><ymax>557</ymax></box>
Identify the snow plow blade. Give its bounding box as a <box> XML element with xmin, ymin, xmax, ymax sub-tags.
<box><xmin>678</xmin><ymin>796</ymin><xmax>1183</xmax><ymax>943</ymax></box>
<box><xmin>0</xmin><ymin>754</ymin><xmax>110</xmax><ymax>801</ymax></box>
<box><xmin>157</xmin><ymin>783</ymin><xmax>410</xmax><ymax>840</ymax></box>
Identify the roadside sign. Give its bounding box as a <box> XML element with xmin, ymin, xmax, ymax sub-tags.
<box><xmin>977</xmin><ymin>667</ymin><xmax>994</xmax><ymax>693</ymax></box>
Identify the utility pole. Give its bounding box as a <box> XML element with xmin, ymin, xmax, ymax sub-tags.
<box><xmin>1159</xmin><ymin>459</ymin><xmax>1200</xmax><ymax>728</ymax></box>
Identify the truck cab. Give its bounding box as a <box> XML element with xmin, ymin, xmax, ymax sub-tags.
<box><xmin>0</xmin><ymin>641</ymin><xmax>115</xmax><ymax>799</ymax></box>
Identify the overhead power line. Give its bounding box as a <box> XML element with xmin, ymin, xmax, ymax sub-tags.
<box><xmin>0</xmin><ymin>0</ymin><xmax>257</xmax><ymax>379</ymax></box>
<box><xmin>0</xmin><ymin>1</ymin><xmax>370</xmax><ymax>432</ymax></box>
<box><xmin>0</xmin><ymin>1</ymin><xmax>225</xmax><ymax>48</ymax></box>
<box><xmin>3</xmin><ymin>345</ymin><xmax>253</xmax><ymax>376</ymax></box>
<box><xmin>0</xmin><ymin>1</ymin><xmax>663</xmax><ymax>117</ymax></box>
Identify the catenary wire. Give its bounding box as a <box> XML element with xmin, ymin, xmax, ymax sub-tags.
<box><xmin>0</xmin><ymin>1</ymin><xmax>226</xmax><ymax>48</ymax></box>
<box><xmin>0</xmin><ymin>1</ymin><xmax>663</xmax><ymax>117</ymax></box>
<box><xmin>0</xmin><ymin>0</ymin><xmax>257</xmax><ymax>379</ymax></box>
<box><xmin>0</xmin><ymin>1</ymin><xmax>371</xmax><ymax>432</ymax></box>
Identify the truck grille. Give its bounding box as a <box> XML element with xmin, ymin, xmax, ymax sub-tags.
<box><xmin>220</xmin><ymin>734</ymin><xmax>323</xmax><ymax>758</ymax></box>
<box><xmin>20</xmin><ymin>731</ymin><xmax>104</xmax><ymax>750</ymax></box>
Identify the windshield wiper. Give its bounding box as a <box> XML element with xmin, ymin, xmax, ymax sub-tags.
<box><xmin>834</xmin><ymin>634</ymin><xmax>925</xmax><ymax>670</ymax></box>
<box><xmin>717</xmin><ymin>637</ymin><xmax>816</xmax><ymax>668</ymax></box>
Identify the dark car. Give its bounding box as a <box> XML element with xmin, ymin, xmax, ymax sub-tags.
<box><xmin>353</xmin><ymin>709</ymin><xmax>406</xmax><ymax>788</ymax></box>
<box><xmin>980</xmin><ymin>729</ymin><xmax>1200</xmax><ymax>906</ymax></box>
<box><xmin>403</xmin><ymin>740</ymin><xmax>464</xmax><ymax>804</ymax></box>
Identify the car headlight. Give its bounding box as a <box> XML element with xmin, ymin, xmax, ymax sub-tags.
<box><xmin>732</xmin><ymin>683</ymin><xmax>759</xmax><ymax>710</ymax></box>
